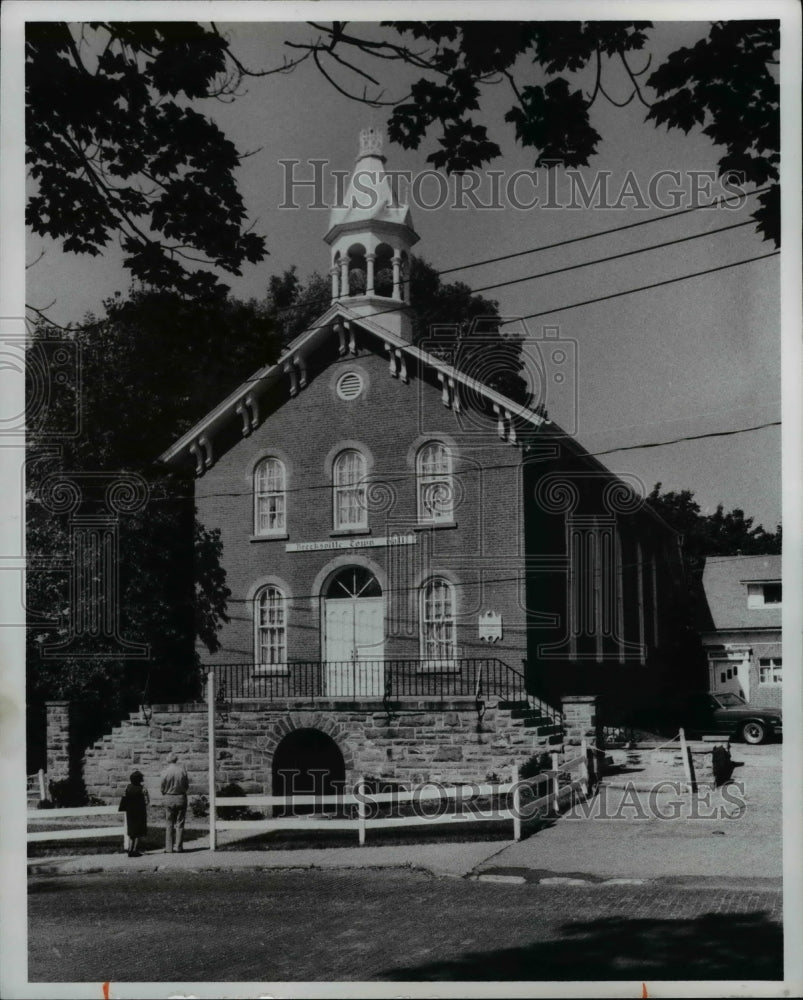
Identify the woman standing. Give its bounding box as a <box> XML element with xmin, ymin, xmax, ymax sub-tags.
<box><xmin>119</xmin><ymin>770</ymin><xmax>149</xmax><ymax>857</ymax></box>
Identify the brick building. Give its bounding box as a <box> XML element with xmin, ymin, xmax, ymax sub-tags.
<box><xmin>106</xmin><ymin>128</ymin><xmax>690</xmax><ymax>796</ymax></box>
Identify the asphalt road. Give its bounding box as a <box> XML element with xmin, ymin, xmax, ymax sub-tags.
<box><xmin>28</xmin><ymin>869</ymin><xmax>782</xmax><ymax>983</ymax></box>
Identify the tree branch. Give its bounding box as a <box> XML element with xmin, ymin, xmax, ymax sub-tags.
<box><xmin>311</xmin><ymin>49</ymin><xmax>398</xmax><ymax>107</ymax></box>
<box><xmin>598</xmin><ymin>78</ymin><xmax>637</xmax><ymax>108</ymax></box>
<box><xmin>211</xmin><ymin>22</ymin><xmax>313</xmax><ymax>79</ymax></box>
<box><xmin>26</xmin><ymin>247</ymin><xmax>47</xmax><ymax>270</ymax></box>
<box><xmin>619</xmin><ymin>50</ymin><xmax>654</xmax><ymax>107</ymax></box>
<box><xmin>586</xmin><ymin>47</ymin><xmax>602</xmax><ymax>106</ymax></box>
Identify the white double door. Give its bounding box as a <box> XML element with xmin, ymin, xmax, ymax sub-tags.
<box><xmin>324</xmin><ymin>597</ymin><xmax>384</xmax><ymax>696</ymax></box>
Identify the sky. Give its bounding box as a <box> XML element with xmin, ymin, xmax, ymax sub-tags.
<box><xmin>24</xmin><ymin>17</ymin><xmax>783</xmax><ymax>528</ymax></box>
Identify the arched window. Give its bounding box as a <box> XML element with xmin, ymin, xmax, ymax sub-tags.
<box><xmin>420</xmin><ymin>578</ymin><xmax>456</xmax><ymax>665</ymax></box>
<box><xmin>417</xmin><ymin>441</ymin><xmax>453</xmax><ymax>522</ymax></box>
<box><xmin>255</xmin><ymin>586</ymin><xmax>286</xmax><ymax>666</ymax></box>
<box><xmin>333</xmin><ymin>449</ymin><xmax>367</xmax><ymax>530</ymax></box>
<box><xmin>254</xmin><ymin>458</ymin><xmax>286</xmax><ymax>535</ymax></box>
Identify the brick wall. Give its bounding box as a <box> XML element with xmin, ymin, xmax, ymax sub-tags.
<box><xmin>196</xmin><ymin>341</ymin><xmax>531</xmax><ymax>672</ymax></box>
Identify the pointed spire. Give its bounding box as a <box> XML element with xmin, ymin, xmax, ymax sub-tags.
<box><xmin>324</xmin><ymin>130</ymin><xmax>419</xmax><ymax>342</ymax></box>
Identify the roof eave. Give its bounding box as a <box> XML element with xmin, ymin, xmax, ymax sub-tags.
<box><xmin>158</xmin><ymin>301</ymin><xmax>572</xmax><ymax>469</ymax></box>
<box><xmin>324</xmin><ymin>219</ymin><xmax>420</xmax><ymax>247</ymax></box>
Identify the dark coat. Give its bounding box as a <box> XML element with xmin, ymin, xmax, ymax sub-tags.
<box><xmin>119</xmin><ymin>782</ymin><xmax>148</xmax><ymax>838</ymax></box>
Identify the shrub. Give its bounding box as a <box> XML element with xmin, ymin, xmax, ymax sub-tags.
<box><xmin>217</xmin><ymin>782</ymin><xmax>247</xmax><ymax>819</ymax></box>
<box><xmin>48</xmin><ymin>778</ymin><xmax>88</xmax><ymax>808</ymax></box>
<box><xmin>519</xmin><ymin>752</ymin><xmax>552</xmax><ymax>780</ymax></box>
<box><xmin>190</xmin><ymin>794</ymin><xmax>209</xmax><ymax>818</ymax></box>
<box><xmin>36</xmin><ymin>798</ymin><xmax>54</xmax><ymax>810</ymax></box>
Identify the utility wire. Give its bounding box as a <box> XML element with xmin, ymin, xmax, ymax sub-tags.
<box><xmin>592</xmin><ymin>420</ymin><xmax>781</xmax><ymax>456</ymax></box>
<box><xmin>438</xmin><ymin>184</ymin><xmax>774</xmax><ymax>277</ymax></box>
<box><xmin>25</xmin><ymin>184</ymin><xmax>772</xmax><ymax>335</ymax></box>
<box><xmin>233</xmin><ymin>248</ymin><xmax>780</xmax><ymax>386</ymax></box>
<box><xmin>467</xmin><ymin>218</ymin><xmax>755</xmax><ymax>297</ymax></box>
<box><xmin>517</xmin><ymin>251</ymin><xmax>779</xmax><ymax>323</ymax></box>
<box><xmin>265</xmin><ymin>183</ymin><xmax>773</xmax><ymax>321</ymax></box>
<box><xmin>64</xmin><ymin>417</ymin><xmax>779</xmax><ymax>506</ymax></box>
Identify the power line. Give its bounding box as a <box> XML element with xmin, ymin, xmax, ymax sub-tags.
<box><xmin>98</xmin><ymin>237</ymin><xmax>782</xmax><ymax>432</ymax></box>
<box><xmin>438</xmin><ymin>184</ymin><xmax>773</xmax><ymax>277</ymax></box>
<box><xmin>229</xmin><ymin>249</ymin><xmax>779</xmax><ymax>388</ymax></box>
<box><xmin>267</xmin><ymin>183</ymin><xmax>773</xmax><ymax>320</ymax></box>
<box><xmin>225</xmin><ymin>562</ymin><xmax>662</xmax><ymax>607</ymax></box>
<box><xmin>73</xmin><ymin>416</ymin><xmax>779</xmax><ymax>507</ymax></box>
<box><xmin>26</xmin><ymin>184</ymin><xmax>772</xmax><ymax>339</ymax></box>
<box><xmin>467</xmin><ymin>219</ymin><xmax>756</xmax><ymax>297</ymax></box>
<box><xmin>517</xmin><ymin>251</ymin><xmax>779</xmax><ymax>323</ymax></box>
<box><xmin>592</xmin><ymin>420</ymin><xmax>781</xmax><ymax>456</ymax></box>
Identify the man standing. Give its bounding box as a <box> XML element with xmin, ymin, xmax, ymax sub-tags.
<box><xmin>160</xmin><ymin>753</ymin><xmax>189</xmax><ymax>853</ymax></box>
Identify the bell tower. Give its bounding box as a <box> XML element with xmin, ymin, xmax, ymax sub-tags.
<box><xmin>324</xmin><ymin>129</ymin><xmax>419</xmax><ymax>341</ymax></box>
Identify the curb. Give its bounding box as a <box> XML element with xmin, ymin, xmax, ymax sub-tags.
<box><xmin>27</xmin><ymin>858</ymin><xmax>460</xmax><ymax>879</ymax></box>
<box><xmin>29</xmin><ymin>857</ymin><xmax>782</xmax><ymax>894</ymax></box>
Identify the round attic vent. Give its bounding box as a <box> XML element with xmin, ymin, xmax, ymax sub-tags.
<box><xmin>336</xmin><ymin>371</ymin><xmax>364</xmax><ymax>400</ymax></box>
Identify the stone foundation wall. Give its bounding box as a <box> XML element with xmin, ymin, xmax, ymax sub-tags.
<box><xmin>82</xmin><ymin>698</ymin><xmax>563</xmax><ymax>803</ymax></box>
<box><xmin>561</xmin><ymin>695</ymin><xmax>604</xmax><ymax>749</ymax></box>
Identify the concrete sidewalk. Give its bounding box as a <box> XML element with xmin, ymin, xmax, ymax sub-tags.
<box><xmin>27</xmin><ymin>837</ymin><xmax>508</xmax><ymax>879</ymax></box>
<box><xmin>482</xmin><ymin>741</ymin><xmax>782</xmax><ymax>880</ymax></box>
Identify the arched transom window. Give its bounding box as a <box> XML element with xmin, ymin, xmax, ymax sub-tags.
<box><xmin>256</xmin><ymin>586</ymin><xmax>286</xmax><ymax>666</ymax></box>
<box><xmin>254</xmin><ymin>457</ymin><xmax>286</xmax><ymax>535</ymax></box>
<box><xmin>333</xmin><ymin>449</ymin><xmax>367</xmax><ymax>530</ymax></box>
<box><xmin>417</xmin><ymin>441</ymin><xmax>453</xmax><ymax>522</ymax></box>
<box><xmin>420</xmin><ymin>577</ymin><xmax>456</xmax><ymax>665</ymax></box>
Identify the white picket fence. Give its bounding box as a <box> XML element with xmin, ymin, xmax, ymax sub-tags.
<box><xmin>27</xmin><ymin>806</ymin><xmax>126</xmax><ymax>846</ymax></box>
<box><xmin>26</xmin><ymin>769</ymin><xmax>47</xmax><ymax>803</ymax></box>
<box><xmin>26</xmin><ymin>746</ymin><xmax>597</xmax><ymax>852</ymax></box>
<box><xmin>210</xmin><ymin>745</ymin><xmax>597</xmax><ymax>849</ymax></box>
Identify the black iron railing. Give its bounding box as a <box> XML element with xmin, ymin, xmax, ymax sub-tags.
<box><xmin>210</xmin><ymin>658</ymin><xmax>531</xmax><ymax>704</ymax></box>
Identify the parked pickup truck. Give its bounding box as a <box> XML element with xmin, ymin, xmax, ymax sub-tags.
<box><xmin>685</xmin><ymin>692</ymin><xmax>782</xmax><ymax>745</ymax></box>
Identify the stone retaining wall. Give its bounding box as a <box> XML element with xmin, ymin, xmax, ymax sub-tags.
<box><xmin>82</xmin><ymin>698</ymin><xmax>563</xmax><ymax>803</ymax></box>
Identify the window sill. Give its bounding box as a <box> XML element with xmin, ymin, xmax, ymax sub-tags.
<box><xmin>250</xmin><ymin>533</ymin><xmax>289</xmax><ymax>542</ymax></box>
<box><xmin>252</xmin><ymin>665</ymin><xmax>290</xmax><ymax>676</ymax></box>
<box><xmin>330</xmin><ymin>527</ymin><xmax>371</xmax><ymax>537</ymax></box>
<box><xmin>413</xmin><ymin>521</ymin><xmax>458</xmax><ymax>531</ymax></box>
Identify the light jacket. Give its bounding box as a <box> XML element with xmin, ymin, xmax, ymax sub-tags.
<box><xmin>160</xmin><ymin>762</ymin><xmax>189</xmax><ymax>797</ymax></box>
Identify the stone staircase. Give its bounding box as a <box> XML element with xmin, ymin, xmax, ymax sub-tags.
<box><xmin>78</xmin><ymin>693</ymin><xmax>568</xmax><ymax>801</ymax></box>
<box><xmin>82</xmin><ymin>707</ymin><xmax>212</xmax><ymax>803</ymax></box>
<box><xmin>493</xmin><ymin>699</ymin><xmax>565</xmax><ymax>748</ymax></box>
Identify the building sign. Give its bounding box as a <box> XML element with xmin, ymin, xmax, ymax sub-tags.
<box><xmin>286</xmin><ymin>534</ymin><xmax>417</xmax><ymax>553</ymax></box>
<box><xmin>479</xmin><ymin>610</ymin><xmax>502</xmax><ymax>643</ymax></box>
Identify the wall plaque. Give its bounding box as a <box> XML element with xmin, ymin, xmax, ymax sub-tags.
<box><xmin>479</xmin><ymin>610</ymin><xmax>502</xmax><ymax>643</ymax></box>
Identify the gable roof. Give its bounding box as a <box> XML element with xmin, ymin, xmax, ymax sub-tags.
<box><xmin>700</xmin><ymin>554</ymin><xmax>782</xmax><ymax>632</ymax></box>
<box><xmin>157</xmin><ymin>299</ymin><xmax>551</xmax><ymax>467</ymax></box>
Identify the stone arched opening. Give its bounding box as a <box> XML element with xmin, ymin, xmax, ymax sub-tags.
<box><xmin>268</xmin><ymin>717</ymin><xmax>354</xmax><ymax>812</ymax></box>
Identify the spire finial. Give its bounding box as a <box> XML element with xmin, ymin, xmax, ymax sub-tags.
<box><xmin>358</xmin><ymin>127</ymin><xmax>384</xmax><ymax>159</ymax></box>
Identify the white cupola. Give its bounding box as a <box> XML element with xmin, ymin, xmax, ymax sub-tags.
<box><xmin>324</xmin><ymin>128</ymin><xmax>419</xmax><ymax>341</ymax></box>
